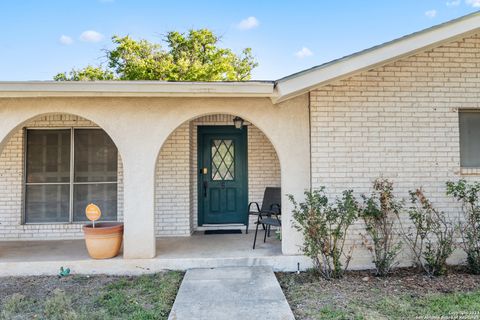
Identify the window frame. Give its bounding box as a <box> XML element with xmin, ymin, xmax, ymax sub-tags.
<box><xmin>22</xmin><ymin>127</ymin><xmax>118</xmax><ymax>225</ymax></box>
<box><xmin>459</xmin><ymin>109</ymin><xmax>480</xmax><ymax>169</ymax></box>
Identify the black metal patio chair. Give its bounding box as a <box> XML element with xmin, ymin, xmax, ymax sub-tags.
<box><xmin>246</xmin><ymin>187</ymin><xmax>281</xmax><ymax>234</ymax></box>
<box><xmin>247</xmin><ymin>187</ymin><xmax>281</xmax><ymax>249</ymax></box>
<box><xmin>252</xmin><ymin>204</ymin><xmax>281</xmax><ymax>249</ymax></box>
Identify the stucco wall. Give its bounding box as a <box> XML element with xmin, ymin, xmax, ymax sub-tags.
<box><xmin>0</xmin><ymin>95</ymin><xmax>310</xmax><ymax>257</ymax></box>
<box><xmin>310</xmin><ymin>33</ymin><xmax>480</xmax><ymax>268</ymax></box>
<box><xmin>154</xmin><ymin>114</ymin><xmax>281</xmax><ymax>236</ymax></box>
<box><xmin>0</xmin><ymin>114</ymin><xmax>124</xmax><ymax>240</ymax></box>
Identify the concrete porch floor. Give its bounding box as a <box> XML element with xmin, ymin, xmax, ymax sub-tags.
<box><xmin>0</xmin><ymin>232</ymin><xmax>311</xmax><ymax>276</ymax></box>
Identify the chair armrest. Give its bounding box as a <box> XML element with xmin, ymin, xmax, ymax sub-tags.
<box><xmin>270</xmin><ymin>203</ymin><xmax>281</xmax><ymax>214</ymax></box>
<box><xmin>248</xmin><ymin>202</ymin><xmax>261</xmax><ymax>213</ymax></box>
<box><xmin>269</xmin><ymin>204</ymin><xmax>282</xmax><ymax>224</ymax></box>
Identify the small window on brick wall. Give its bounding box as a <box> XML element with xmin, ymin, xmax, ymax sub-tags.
<box><xmin>459</xmin><ymin>111</ymin><xmax>480</xmax><ymax>168</ymax></box>
<box><xmin>24</xmin><ymin>128</ymin><xmax>118</xmax><ymax>223</ymax></box>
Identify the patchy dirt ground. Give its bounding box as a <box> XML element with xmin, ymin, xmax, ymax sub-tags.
<box><xmin>0</xmin><ymin>271</ymin><xmax>183</xmax><ymax>320</ymax></box>
<box><xmin>0</xmin><ymin>274</ymin><xmax>116</xmax><ymax>305</ymax></box>
<box><xmin>277</xmin><ymin>267</ymin><xmax>480</xmax><ymax>320</ymax></box>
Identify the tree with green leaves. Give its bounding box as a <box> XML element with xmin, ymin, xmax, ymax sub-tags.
<box><xmin>54</xmin><ymin>29</ymin><xmax>258</xmax><ymax>81</ymax></box>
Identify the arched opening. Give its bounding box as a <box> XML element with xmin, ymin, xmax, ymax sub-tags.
<box><xmin>154</xmin><ymin>113</ymin><xmax>282</xmax><ymax>256</ymax></box>
<box><xmin>0</xmin><ymin>113</ymin><xmax>124</xmax><ymax>259</ymax></box>
<box><xmin>0</xmin><ymin>95</ymin><xmax>310</xmax><ymax>262</ymax></box>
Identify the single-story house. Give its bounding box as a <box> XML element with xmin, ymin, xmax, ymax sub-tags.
<box><xmin>1</xmin><ymin>12</ymin><xmax>479</xmax><ymax>270</ymax></box>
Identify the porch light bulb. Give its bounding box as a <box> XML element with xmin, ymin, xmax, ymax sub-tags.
<box><xmin>233</xmin><ymin>117</ymin><xmax>244</xmax><ymax>129</ymax></box>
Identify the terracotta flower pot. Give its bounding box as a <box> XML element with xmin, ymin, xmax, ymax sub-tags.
<box><xmin>82</xmin><ymin>222</ymin><xmax>124</xmax><ymax>259</ymax></box>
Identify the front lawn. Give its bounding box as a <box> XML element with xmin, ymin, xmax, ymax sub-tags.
<box><xmin>0</xmin><ymin>271</ymin><xmax>183</xmax><ymax>320</ymax></box>
<box><xmin>277</xmin><ymin>268</ymin><xmax>480</xmax><ymax>320</ymax></box>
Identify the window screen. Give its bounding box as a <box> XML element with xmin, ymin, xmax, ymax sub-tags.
<box><xmin>73</xmin><ymin>183</ymin><xmax>117</xmax><ymax>222</ymax></box>
<box><xmin>25</xmin><ymin>130</ymin><xmax>70</xmax><ymax>223</ymax></box>
<box><xmin>73</xmin><ymin>129</ymin><xmax>117</xmax><ymax>222</ymax></box>
<box><xmin>24</xmin><ymin>128</ymin><xmax>118</xmax><ymax>223</ymax></box>
<box><xmin>25</xmin><ymin>183</ymin><xmax>70</xmax><ymax>223</ymax></box>
<box><xmin>74</xmin><ymin>129</ymin><xmax>117</xmax><ymax>183</ymax></box>
<box><xmin>459</xmin><ymin>111</ymin><xmax>480</xmax><ymax>168</ymax></box>
<box><xmin>26</xmin><ymin>130</ymin><xmax>70</xmax><ymax>183</ymax></box>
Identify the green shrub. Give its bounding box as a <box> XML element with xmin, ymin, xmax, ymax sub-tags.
<box><xmin>288</xmin><ymin>188</ymin><xmax>359</xmax><ymax>279</ymax></box>
<box><xmin>360</xmin><ymin>178</ymin><xmax>403</xmax><ymax>276</ymax></box>
<box><xmin>402</xmin><ymin>188</ymin><xmax>455</xmax><ymax>276</ymax></box>
<box><xmin>446</xmin><ymin>179</ymin><xmax>480</xmax><ymax>274</ymax></box>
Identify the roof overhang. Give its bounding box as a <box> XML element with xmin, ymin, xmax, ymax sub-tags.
<box><xmin>0</xmin><ymin>12</ymin><xmax>479</xmax><ymax>105</ymax></box>
<box><xmin>0</xmin><ymin>81</ymin><xmax>275</xmax><ymax>99</ymax></box>
<box><xmin>273</xmin><ymin>11</ymin><xmax>480</xmax><ymax>103</ymax></box>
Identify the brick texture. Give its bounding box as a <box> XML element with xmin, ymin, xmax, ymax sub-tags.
<box><xmin>154</xmin><ymin>114</ymin><xmax>281</xmax><ymax>236</ymax></box>
<box><xmin>310</xmin><ymin>34</ymin><xmax>480</xmax><ymax>267</ymax></box>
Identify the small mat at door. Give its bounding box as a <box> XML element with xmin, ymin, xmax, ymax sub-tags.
<box><xmin>204</xmin><ymin>229</ymin><xmax>242</xmax><ymax>235</ymax></box>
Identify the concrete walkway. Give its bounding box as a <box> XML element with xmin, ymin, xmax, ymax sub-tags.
<box><xmin>168</xmin><ymin>266</ymin><xmax>295</xmax><ymax>320</ymax></box>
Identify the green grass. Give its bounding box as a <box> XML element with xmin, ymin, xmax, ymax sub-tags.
<box><xmin>355</xmin><ymin>291</ymin><xmax>480</xmax><ymax>320</ymax></box>
<box><xmin>98</xmin><ymin>273</ymin><xmax>182</xmax><ymax>319</ymax></box>
<box><xmin>282</xmin><ymin>291</ymin><xmax>480</xmax><ymax>320</ymax></box>
<box><xmin>0</xmin><ymin>271</ymin><xmax>183</xmax><ymax>320</ymax></box>
<box><xmin>278</xmin><ymin>272</ymin><xmax>480</xmax><ymax>320</ymax></box>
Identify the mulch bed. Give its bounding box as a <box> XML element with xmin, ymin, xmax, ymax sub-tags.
<box><xmin>277</xmin><ymin>267</ymin><xmax>480</xmax><ymax>318</ymax></box>
<box><xmin>280</xmin><ymin>267</ymin><xmax>480</xmax><ymax>295</ymax></box>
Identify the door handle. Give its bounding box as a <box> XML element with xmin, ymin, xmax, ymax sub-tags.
<box><xmin>203</xmin><ymin>181</ymin><xmax>208</xmax><ymax>198</ymax></box>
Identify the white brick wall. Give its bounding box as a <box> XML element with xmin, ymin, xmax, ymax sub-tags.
<box><xmin>0</xmin><ymin>114</ymin><xmax>124</xmax><ymax>240</ymax></box>
<box><xmin>154</xmin><ymin>122</ymin><xmax>191</xmax><ymax>236</ymax></box>
<box><xmin>155</xmin><ymin>114</ymin><xmax>281</xmax><ymax>236</ymax></box>
<box><xmin>310</xmin><ymin>34</ymin><xmax>480</xmax><ymax>267</ymax></box>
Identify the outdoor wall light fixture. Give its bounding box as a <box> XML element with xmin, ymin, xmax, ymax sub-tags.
<box><xmin>233</xmin><ymin>116</ymin><xmax>244</xmax><ymax>129</ymax></box>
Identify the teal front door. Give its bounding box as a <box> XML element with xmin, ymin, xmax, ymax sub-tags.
<box><xmin>198</xmin><ymin>126</ymin><xmax>248</xmax><ymax>225</ymax></box>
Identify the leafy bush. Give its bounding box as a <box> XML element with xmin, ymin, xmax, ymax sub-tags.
<box><xmin>446</xmin><ymin>179</ymin><xmax>480</xmax><ymax>274</ymax></box>
<box><xmin>402</xmin><ymin>188</ymin><xmax>455</xmax><ymax>276</ymax></box>
<box><xmin>360</xmin><ymin>178</ymin><xmax>403</xmax><ymax>276</ymax></box>
<box><xmin>288</xmin><ymin>188</ymin><xmax>359</xmax><ymax>279</ymax></box>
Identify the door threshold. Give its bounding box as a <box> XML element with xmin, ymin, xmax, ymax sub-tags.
<box><xmin>196</xmin><ymin>224</ymin><xmax>245</xmax><ymax>231</ymax></box>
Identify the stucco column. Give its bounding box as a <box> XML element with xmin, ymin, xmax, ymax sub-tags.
<box><xmin>280</xmin><ymin>160</ymin><xmax>310</xmax><ymax>255</ymax></box>
<box><xmin>270</xmin><ymin>95</ymin><xmax>311</xmax><ymax>256</ymax></box>
<box><xmin>122</xmin><ymin>153</ymin><xmax>157</xmax><ymax>259</ymax></box>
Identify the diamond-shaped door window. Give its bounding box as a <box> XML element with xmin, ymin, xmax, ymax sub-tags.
<box><xmin>211</xmin><ymin>139</ymin><xmax>235</xmax><ymax>181</ymax></box>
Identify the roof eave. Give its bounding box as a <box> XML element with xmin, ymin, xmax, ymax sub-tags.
<box><xmin>273</xmin><ymin>11</ymin><xmax>480</xmax><ymax>103</ymax></box>
<box><xmin>0</xmin><ymin>81</ymin><xmax>275</xmax><ymax>98</ymax></box>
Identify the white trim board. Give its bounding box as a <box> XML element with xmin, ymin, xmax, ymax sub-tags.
<box><xmin>0</xmin><ymin>81</ymin><xmax>275</xmax><ymax>98</ymax></box>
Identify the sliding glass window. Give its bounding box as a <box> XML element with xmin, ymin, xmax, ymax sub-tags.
<box><xmin>25</xmin><ymin>128</ymin><xmax>117</xmax><ymax>223</ymax></box>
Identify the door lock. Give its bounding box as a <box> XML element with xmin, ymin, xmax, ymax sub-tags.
<box><xmin>201</xmin><ymin>167</ymin><xmax>208</xmax><ymax>175</ymax></box>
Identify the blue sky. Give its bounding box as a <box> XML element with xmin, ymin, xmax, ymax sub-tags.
<box><xmin>0</xmin><ymin>1</ymin><xmax>478</xmax><ymax>81</ymax></box>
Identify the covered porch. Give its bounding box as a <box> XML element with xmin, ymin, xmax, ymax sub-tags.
<box><xmin>0</xmin><ymin>232</ymin><xmax>311</xmax><ymax>276</ymax></box>
<box><xmin>0</xmin><ymin>91</ymin><xmax>311</xmax><ymax>262</ymax></box>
